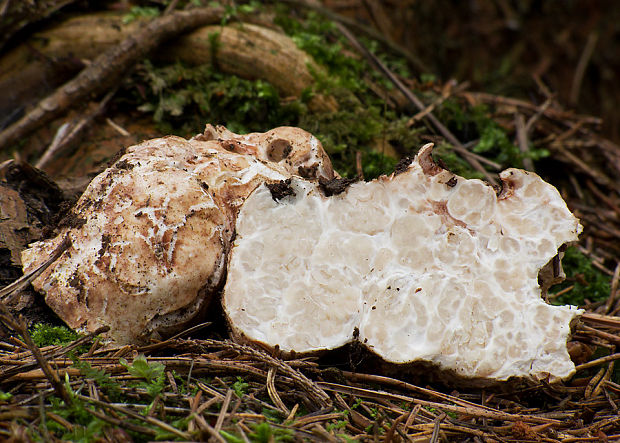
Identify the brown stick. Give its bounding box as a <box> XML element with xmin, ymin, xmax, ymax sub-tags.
<box><xmin>0</xmin><ymin>5</ymin><xmax>224</xmax><ymax>151</ymax></box>
<box><xmin>579</xmin><ymin>324</ymin><xmax>620</xmax><ymax>346</ymax></box>
<box><xmin>461</xmin><ymin>91</ymin><xmax>603</xmax><ymax>125</ymax></box>
<box><xmin>570</xmin><ymin>32</ymin><xmax>598</xmax><ymax>105</ymax></box>
<box><xmin>581</xmin><ymin>312</ymin><xmax>620</xmax><ymax>329</ymax></box>
<box><xmin>514</xmin><ymin>113</ymin><xmax>535</xmax><ymax>171</ymax></box>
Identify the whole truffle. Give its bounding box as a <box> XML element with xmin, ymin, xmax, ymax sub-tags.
<box><xmin>21</xmin><ymin>125</ymin><xmax>335</xmax><ymax>344</ymax></box>
<box><xmin>223</xmin><ymin>143</ymin><xmax>583</xmax><ymax>383</ymax></box>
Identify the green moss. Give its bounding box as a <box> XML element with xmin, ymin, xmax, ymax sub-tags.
<box><xmin>248</xmin><ymin>422</ymin><xmax>294</xmax><ymax>442</ymax></box>
<box><xmin>29</xmin><ymin>323</ymin><xmax>79</xmax><ymax>347</ymax></box>
<box><xmin>232</xmin><ymin>376</ymin><xmax>249</xmax><ymax>398</ymax></box>
<box><xmin>275</xmin><ymin>9</ymin><xmax>410</xmax><ymax>92</ymax></box>
<box><xmin>122</xmin><ymin>6</ymin><xmax>160</xmax><ymax>25</ymax></box>
<box><xmin>119</xmin><ymin>354</ymin><xmax>166</xmax><ymax>400</ymax></box>
<box><xmin>552</xmin><ymin>247</ymin><xmax>611</xmax><ymax>306</ymax></box>
<box><xmin>130</xmin><ymin>57</ymin><xmax>415</xmax><ymax>179</ymax></box>
<box><xmin>436</xmin><ymin>100</ymin><xmax>549</xmax><ymax>174</ymax></box>
<box><xmin>275</xmin><ymin>10</ymin><xmax>368</xmax><ymax>93</ymax></box>
<box><xmin>72</xmin><ymin>357</ymin><xmax>123</xmax><ymax>402</ymax></box>
<box><xmin>46</xmin><ymin>386</ymin><xmax>104</xmax><ymax>441</ymax></box>
<box><xmin>133</xmin><ymin>61</ymin><xmax>301</xmax><ymax>136</ymax></box>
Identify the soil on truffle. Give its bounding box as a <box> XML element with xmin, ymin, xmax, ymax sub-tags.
<box><xmin>266</xmin><ymin>178</ymin><xmax>296</xmax><ymax>201</ymax></box>
<box><xmin>57</xmin><ymin>211</ymin><xmax>87</xmax><ymax>230</ymax></box>
<box><xmin>319</xmin><ymin>176</ymin><xmax>357</xmax><ymax>196</ymax></box>
<box><xmin>297</xmin><ymin>163</ymin><xmax>319</xmax><ymax>179</ymax></box>
<box><xmin>393</xmin><ymin>156</ymin><xmax>415</xmax><ymax>175</ymax></box>
<box><xmin>114</xmin><ymin>159</ymin><xmax>134</xmax><ymax>170</ymax></box>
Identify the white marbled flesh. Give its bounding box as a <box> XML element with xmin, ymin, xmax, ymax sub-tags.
<box><xmin>224</xmin><ymin>144</ymin><xmax>583</xmax><ymax>382</ymax></box>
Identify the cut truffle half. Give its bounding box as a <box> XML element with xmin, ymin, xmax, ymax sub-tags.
<box><xmin>21</xmin><ymin>126</ymin><xmax>335</xmax><ymax>344</ymax></box>
<box><xmin>223</xmin><ymin>143</ymin><xmax>583</xmax><ymax>382</ymax></box>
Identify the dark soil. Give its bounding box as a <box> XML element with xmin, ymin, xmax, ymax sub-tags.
<box><xmin>266</xmin><ymin>178</ymin><xmax>296</xmax><ymax>201</ymax></box>
<box><xmin>318</xmin><ymin>176</ymin><xmax>357</xmax><ymax>196</ymax></box>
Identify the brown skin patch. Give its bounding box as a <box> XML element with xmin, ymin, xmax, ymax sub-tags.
<box><xmin>221</xmin><ymin>140</ymin><xmax>257</xmax><ymax>157</ymax></box>
<box><xmin>417</xmin><ymin>147</ymin><xmax>444</xmax><ymax>176</ymax></box>
<box><xmin>266</xmin><ymin>138</ymin><xmax>293</xmax><ymax>162</ymax></box>
<box><xmin>430</xmin><ymin>200</ymin><xmax>468</xmax><ymax>229</ymax></box>
<box><xmin>266</xmin><ymin>179</ymin><xmax>296</xmax><ymax>201</ymax></box>
<box><xmin>298</xmin><ymin>163</ymin><xmax>319</xmax><ymax>179</ymax></box>
<box><xmin>498</xmin><ymin>171</ymin><xmax>517</xmax><ymax>200</ymax></box>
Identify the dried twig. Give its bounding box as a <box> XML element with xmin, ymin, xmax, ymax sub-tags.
<box><xmin>267</xmin><ymin>367</ymin><xmax>290</xmax><ymax>415</ymax></box>
<box><xmin>318</xmin><ymin>382</ymin><xmax>562</xmax><ymax>424</ymax></box>
<box><xmin>570</xmin><ymin>32</ymin><xmax>598</xmax><ymax>105</ymax></box>
<box><xmin>218</xmin><ymin>389</ymin><xmax>234</xmax><ymax>429</ymax></box>
<box><xmin>76</xmin><ymin>394</ymin><xmax>191</xmax><ymax>440</ymax></box>
<box><xmin>514</xmin><ymin>113</ymin><xmax>535</xmax><ymax>171</ymax></box>
<box><xmin>0</xmin><ymin>326</ymin><xmax>109</xmax><ymax>381</ymax></box>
